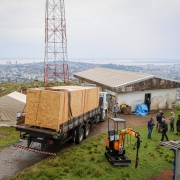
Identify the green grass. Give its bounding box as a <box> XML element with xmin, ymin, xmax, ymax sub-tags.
<box><xmin>175</xmin><ymin>104</ymin><xmax>180</xmax><ymax>111</ymax></box>
<box><xmin>0</xmin><ymin>82</ymin><xmax>179</xmax><ymax>180</ymax></box>
<box><xmin>0</xmin><ymin>127</ymin><xmax>19</xmax><ymax>148</ymax></box>
<box><xmin>9</xmin><ymin>124</ymin><xmax>178</xmax><ymax>180</ymax></box>
<box><xmin>0</xmin><ymin>81</ymin><xmax>79</xmax><ymax>98</ymax></box>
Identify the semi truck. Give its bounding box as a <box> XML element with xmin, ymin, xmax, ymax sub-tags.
<box><xmin>14</xmin><ymin>86</ymin><xmax>108</xmax><ymax>155</ymax></box>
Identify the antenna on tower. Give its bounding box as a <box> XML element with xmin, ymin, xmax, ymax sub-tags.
<box><xmin>44</xmin><ymin>0</ymin><xmax>69</xmax><ymax>87</ymax></box>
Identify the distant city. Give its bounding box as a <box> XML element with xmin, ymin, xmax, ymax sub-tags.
<box><xmin>0</xmin><ymin>60</ymin><xmax>180</xmax><ymax>83</ymax></box>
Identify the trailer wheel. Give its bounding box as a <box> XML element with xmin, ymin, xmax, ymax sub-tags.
<box><xmin>84</xmin><ymin>123</ymin><xmax>90</xmax><ymax>139</ymax></box>
<box><xmin>76</xmin><ymin>127</ymin><xmax>84</xmax><ymax>144</ymax></box>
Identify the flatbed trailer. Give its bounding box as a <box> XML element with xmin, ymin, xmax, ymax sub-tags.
<box><xmin>15</xmin><ymin>91</ymin><xmax>108</xmax><ymax>155</ymax></box>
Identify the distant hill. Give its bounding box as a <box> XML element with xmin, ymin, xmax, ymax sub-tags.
<box><xmin>0</xmin><ymin>81</ymin><xmax>79</xmax><ymax>98</ymax></box>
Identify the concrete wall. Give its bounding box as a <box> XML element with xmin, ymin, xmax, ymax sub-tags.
<box><xmin>117</xmin><ymin>88</ymin><xmax>177</xmax><ymax>111</ymax></box>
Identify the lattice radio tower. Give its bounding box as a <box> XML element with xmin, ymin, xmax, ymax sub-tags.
<box><xmin>44</xmin><ymin>0</ymin><xmax>69</xmax><ymax>87</ymax></box>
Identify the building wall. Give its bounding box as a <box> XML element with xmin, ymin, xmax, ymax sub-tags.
<box><xmin>115</xmin><ymin>77</ymin><xmax>180</xmax><ymax>92</ymax></box>
<box><xmin>78</xmin><ymin>78</ymin><xmax>178</xmax><ymax>111</ymax></box>
<box><xmin>117</xmin><ymin>88</ymin><xmax>177</xmax><ymax>111</ymax></box>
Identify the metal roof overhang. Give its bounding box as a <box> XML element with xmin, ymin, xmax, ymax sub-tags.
<box><xmin>114</xmin><ymin>75</ymin><xmax>155</xmax><ymax>90</ymax></box>
<box><xmin>74</xmin><ymin>74</ymin><xmax>155</xmax><ymax>92</ymax></box>
<box><xmin>73</xmin><ymin>74</ymin><xmax>115</xmax><ymax>92</ymax></box>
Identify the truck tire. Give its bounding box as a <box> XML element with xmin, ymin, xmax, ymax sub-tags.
<box><xmin>75</xmin><ymin>127</ymin><xmax>84</xmax><ymax>144</ymax></box>
<box><xmin>84</xmin><ymin>123</ymin><xmax>90</xmax><ymax>139</ymax></box>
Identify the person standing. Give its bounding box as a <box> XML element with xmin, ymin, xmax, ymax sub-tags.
<box><xmin>147</xmin><ymin>117</ymin><xmax>155</xmax><ymax>140</ymax></box>
<box><xmin>169</xmin><ymin>112</ymin><xmax>175</xmax><ymax>132</ymax></box>
<box><xmin>112</xmin><ymin>103</ymin><xmax>119</xmax><ymax>118</ymax></box>
<box><xmin>175</xmin><ymin>115</ymin><xmax>180</xmax><ymax>135</ymax></box>
<box><xmin>156</xmin><ymin>110</ymin><xmax>162</xmax><ymax>131</ymax></box>
<box><xmin>145</xmin><ymin>98</ymin><xmax>151</xmax><ymax>112</ymax></box>
<box><xmin>158</xmin><ymin>112</ymin><xmax>165</xmax><ymax>132</ymax></box>
<box><xmin>160</xmin><ymin>118</ymin><xmax>169</xmax><ymax>141</ymax></box>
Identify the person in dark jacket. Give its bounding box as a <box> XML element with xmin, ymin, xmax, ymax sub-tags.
<box><xmin>160</xmin><ymin>118</ymin><xmax>169</xmax><ymax>141</ymax></box>
<box><xmin>147</xmin><ymin>117</ymin><xmax>155</xmax><ymax>140</ymax></box>
<box><xmin>156</xmin><ymin>110</ymin><xmax>162</xmax><ymax>131</ymax></box>
<box><xmin>145</xmin><ymin>98</ymin><xmax>151</xmax><ymax>112</ymax></box>
<box><xmin>158</xmin><ymin>112</ymin><xmax>165</xmax><ymax>132</ymax></box>
<box><xmin>175</xmin><ymin>114</ymin><xmax>180</xmax><ymax>135</ymax></box>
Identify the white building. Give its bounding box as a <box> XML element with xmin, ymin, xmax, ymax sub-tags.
<box><xmin>74</xmin><ymin>68</ymin><xmax>180</xmax><ymax>111</ymax></box>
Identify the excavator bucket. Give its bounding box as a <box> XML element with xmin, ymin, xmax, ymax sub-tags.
<box><xmin>105</xmin><ymin>152</ymin><xmax>131</xmax><ymax>166</ymax></box>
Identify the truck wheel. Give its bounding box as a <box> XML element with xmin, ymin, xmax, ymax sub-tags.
<box><xmin>76</xmin><ymin>127</ymin><xmax>84</xmax><ymax>144</ymax></box>
<box><xmin>84</xmin><ymin>123</ymin><xmax>90</xmax><ymax>139</ymax></box>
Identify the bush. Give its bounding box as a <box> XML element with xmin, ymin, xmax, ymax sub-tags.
<box><xmin>175</xmin><ymin>104</ymin><xmax>180</xmax><ymax>111</ymax></box>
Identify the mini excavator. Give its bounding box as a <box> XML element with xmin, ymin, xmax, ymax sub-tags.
<box><xmin>105</xmin><ymin>118</ymin><xmax>142</xmax><ymax>168</ymax></box>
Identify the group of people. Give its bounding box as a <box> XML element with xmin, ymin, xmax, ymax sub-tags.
<box><xmin>112</xmin><ymin>102</ymin><xmax>180</xmax><ymax>142</ymax></box>
<box><xmin>148</xmin><ymin>116</ymin><xmax>169</xmax><ymax>141</ymax></box>
<box><xmin>147</xmin><ymin>110</ymin><xmax>180</xmax><ymax>142</ymax></box>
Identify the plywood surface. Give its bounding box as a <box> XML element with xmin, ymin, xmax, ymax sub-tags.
<box><xmin>25</xmin><ymin>86</ymin><xmax>100</xmax><ymax>131</ymax></box>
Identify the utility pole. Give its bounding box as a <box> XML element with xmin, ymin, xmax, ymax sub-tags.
<box><xmin>44</xmin><ymin>0</ymin><xmax>69</xmax><ymax>87</ymax></box>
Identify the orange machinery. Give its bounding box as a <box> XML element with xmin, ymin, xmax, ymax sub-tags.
<box><xmin>105</xmin><ymin>118</ymin><xmax>142</xmax><ymax>167</ymax></box>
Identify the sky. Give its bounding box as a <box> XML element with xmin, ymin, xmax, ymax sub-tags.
<box><xmin>0</xmin><ymin>0</ymin><xmax>180</xmax><ymax>61</ymax></box>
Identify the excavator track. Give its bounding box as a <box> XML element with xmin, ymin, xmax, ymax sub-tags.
<box><xmin>13</xmin><ymin>144</ymin><xmax>57</xmax><ymax>156</ymax></box>
<box><xmin>105</xmin><ymin>152</ymin><xmax>131</xmax><ymax>166</ymax></box>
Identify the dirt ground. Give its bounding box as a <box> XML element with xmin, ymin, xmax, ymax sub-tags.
<box><xmin>149</xmin><ymin>169</ymin><xmax>173</xmax><ymax>180</ymax></box>
<box><xmin>0</xmin><ymin>111</ymin><xmax>173</xmax><ymax>180</ymax></box>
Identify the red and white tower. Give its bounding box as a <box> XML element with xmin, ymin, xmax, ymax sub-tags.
<box><xmin>44</xmin><ymin>0</ymin><xmax>69</xmax><ymax>87</ymax></box>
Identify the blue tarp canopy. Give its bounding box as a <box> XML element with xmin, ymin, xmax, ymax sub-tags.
<box><xmin>134</xmin><ymin>104</ymin><xmax>148</xmax><ymax>116</ymax></box>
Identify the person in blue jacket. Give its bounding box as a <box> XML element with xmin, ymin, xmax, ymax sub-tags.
<box><xmin>147</xmin><ymin>117</ymin><xmax>155</xmax><ymax>140</ymax></box>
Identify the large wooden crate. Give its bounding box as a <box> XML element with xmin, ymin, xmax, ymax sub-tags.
<box><xmin>25</xmin><ymin>89</ymin><xmax>67</xmax><ymax>131</ymax></box>
<box><xmin>48</xmin><ymin>86</ymin><xmax>100</xmax><ymax>115</ymax></box>
<box><xmin>25</xmin><ymin>86</ymin><xmax>100</xmax><ymax>131</ymax></box>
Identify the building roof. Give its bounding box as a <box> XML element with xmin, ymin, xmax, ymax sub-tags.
<box><xmin>74</xmin><ymin>67</ymin><xmax>154</xmax><ymax>88</ymax></box>
<box><xmin>74</xmin><ymin>68</ymin><xmax>180</xmax><ymax>92</ymax></box>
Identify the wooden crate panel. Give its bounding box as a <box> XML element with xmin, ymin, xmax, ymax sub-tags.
<box><xmin>63</xmin><ymin>91</ymin><xmax>69</xmax><ymax>122</ymax></box>
<box><xmin>25</xmin><ymin>89</ymin><xmax>41</xmax><ymax>125</ymax></box>
<box><xmin>84</xmin><ymin>88</ymin><xmax>100</xmax><ymax>113</ymax></box>
<box><xmin>36</xmin><ymin>90</ymin><xmax>65</xmax><ymax>131</ymax></box>
<box><xmin>68</xmin><ymin>90</ymin><xmax>84</xmax><ymax>118</ymax></box>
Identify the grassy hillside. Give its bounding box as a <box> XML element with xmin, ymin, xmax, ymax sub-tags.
<box><xmin>9</xmin><ymin>125</ymin><xmax>177</xmax><ymax>180</ymax></box>
<box><xmin>0</xmin><ymin>127</ymin><xmax>19</xmax><ymax>149</ymax></box>
<box><xmin>0</xmin><ymin>81</ymin><xmax>79</xmax><ymax>98</ymax></box>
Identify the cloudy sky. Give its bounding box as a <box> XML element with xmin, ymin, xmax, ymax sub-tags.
<box><xmin>0</xmin><ymin>0</ymin><xmax>180</xmax><ymax>61</ymax></box>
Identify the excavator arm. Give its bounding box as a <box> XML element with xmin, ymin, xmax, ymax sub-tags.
<box><xmin>112</xmin><ymin>128</ymin><xmax>141</xmax><ymax>151</ymax></box>
<box><xmin>119</xmin><ymin>128</ymin><xmax>141</xmax><ymax>148</ymax></box>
